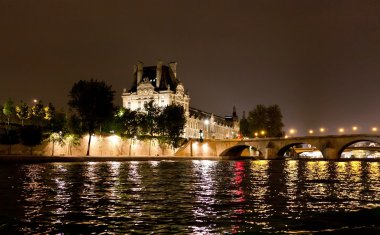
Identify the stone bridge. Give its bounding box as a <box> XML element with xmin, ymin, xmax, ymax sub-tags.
<box><xmin>175</xmin><ymin>134</ymin><xmax>380</xmax><ymax>159</ymax></box>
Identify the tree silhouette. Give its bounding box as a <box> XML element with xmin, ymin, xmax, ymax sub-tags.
<box><xmin>3</xmin><ymin>98</ymin><xmax>15</xmax><ymax>125</ymax></box>
<box><xmin>15</xmin><ymin>100</ymin><xmax>29</xmax><ymax>126</ymax></box>
<box><xmin>20</xmin><ymin>125</ymin><xmax>43</xmax><ymax>155</ymax></box>
<box><xmin>68</xmin><ymin>79</ymin><xmax>115</xmax><ymax>156</ymax></box>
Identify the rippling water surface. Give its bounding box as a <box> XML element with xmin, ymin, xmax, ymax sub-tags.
<box><xmin>1</xmin><ymin>160</ymin><xmax>380</xmax><ymax>234</ymax></box>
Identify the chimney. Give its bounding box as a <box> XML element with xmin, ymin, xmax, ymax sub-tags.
<box><xmin>133</xmin><ymin>64</ymin><xmax>137</xmax><ymax>84</ymax></box>
<box><xmin>169</xmin><ymin>62</ymin><xmax>177</xmax><ymax>78</ymax></box>
<box><xmin>137</xmin><ymin>61</ymin><xmax>143</xmax><ymax>84</ymax></box>
<box><xmin>156</xmin><ymin>60</ymin><xmax>163</xmax><ymax>88</ymax></box>
<box><xmin>233</xmin><ymin>106</ymin><xmax>238</xmax><ymax>119</ymax></box>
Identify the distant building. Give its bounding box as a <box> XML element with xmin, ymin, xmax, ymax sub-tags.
<box><xmin>122</xmin><ymin>61</ymin><xmax>239</xmax><ymax>139</ymax></box>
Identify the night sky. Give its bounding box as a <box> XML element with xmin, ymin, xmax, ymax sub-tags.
<box><xmin>1</xmin><ymin>0</ymin><xmax>379</xmax><ymax>135</ymax></box>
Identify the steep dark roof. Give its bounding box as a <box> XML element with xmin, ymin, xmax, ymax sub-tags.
<box><xmin>128</xmin><ymin>65</ymin><xmax>179</xmax><ymax>92</ymax></box>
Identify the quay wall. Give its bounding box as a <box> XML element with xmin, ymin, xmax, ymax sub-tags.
<box><xmin>0</xmin><ymin>135</ymin><xmax>176</xmax><ymax>157</ymax></box>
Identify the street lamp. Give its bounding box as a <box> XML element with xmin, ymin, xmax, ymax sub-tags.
<box><xmin>372</xmin><ymin>127</ymin><xmax>378</xmax><ymax>132</ymax></box>
<box><xmin>308</xmin><ymin>129</ymin><xmax>314</xmax><ymax>135</ymax></box>
<box><xmin>338</xmin><ymin>128</ymin><xmax>344</xmax><ymax>133</ymax></box>
<box><xmin>352</xmin><ymin>126</ymin><xmax>358</xmax><ymax>131</ymax></box>
<box><xmin>260</xmin><ymin>130</ymin><xmax>266</xmax><ymax>137</ymax></box>
<box><xmin>289</xmin><ymin>129</ymin><xmax>296</xmax><ymax>136</ymax></box>
<box><xmin>320</xmin><ymin>127</ymin><xmax>325</xmax><ymax>133</ymax></box>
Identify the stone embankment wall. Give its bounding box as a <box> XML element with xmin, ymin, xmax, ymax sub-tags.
<box><xmin>0</xmin><ymin>135</ymin><xmax>175</xmax><ymax>156</ymax></box>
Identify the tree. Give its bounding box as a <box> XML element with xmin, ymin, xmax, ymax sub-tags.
<box><xmin>138</xmin><ymin>101</ymin><xmax>161</xmax><ymax>155</ymax></box>
<box><xmin>31</xmin><ymin>100</ymin><xmax>44</xmax><ymax>126</ymax></box>
<box><xmin>3</xmin><ymin>98</ymin><xmax>15</xmax><ymax>125</ymax></box>
<box><xmin>48</xmin><ymin>111</ymin><xmax>67</xmax><ymax>133</ymax></box>
<box><xmin>0</xmin><ymin>126</ymin><xmax>20</xmax><ymax>154</ymax></box>
<box><xmin>239</xmin><ymin>112</ymin><xmax>250</xmax><ymax>138</ymax></box>
<box><xmin>266</xmin><ymin>105</ymin><xmax>284</xmax><ymax>137</ymax></box>
<box><xmin>140</xmin><ymin>100</ymin><xmax>161</xmax><ymax>138</ymax></box>
<box><xmin>248</xmin><ymin>104</ymin><xmax>268</xmax><ymax>137</ymax></box>
<box><xmin>114</xmin><ymin>107</ymin><xmax>139</xmax><ymax>138</ymax></box>
<box><xmin>113</xmin><ymin>107</ymin><xmax>141</xmax><ymax>156</ymax></box>
<box><xmin>64</xmin><ymin>134</ymin><xmax>81</xmax><ymax>155</ymax></box>
<box><xmin>0</xmin><ymin>105</ymin><xmax>5</xmax><ymax>124</ymax></box>
<box><xmin>68</xmin><ymin>79</ymin><xmax>115</xmax><ymax>156</ymax></box>
<box><xmin>48</xmin><ymin>132</ymin><xmax>64</xmax><ymax>156</ymax></box>
<box><xmin>159</xmin><ymin>104</ymin><xmax>186</xmax><ymax>148</ymax></box>
<box><xmin>15</xmin><ymin>101</ymin><xmax>29</xmax><ymax>126</ymax></box>
<box><xmin>44</xmin><ymin>102</ymin><xmax>56</xmax><ymax>121</ymax></box>
<box><xmin>247</xmin><ymin>104</ymin><xmax>284</xmax><ymax>138</ymax></box>
<box><xmin>20</xmin><ymin>125</ymin><xmax>43</xmax><ymax>155</ymax></box>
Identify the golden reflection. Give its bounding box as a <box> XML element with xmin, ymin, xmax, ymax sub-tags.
<box><xmin>349</xmin><ymin>161</ymin><xmax>362</xmax><ymax>176</ymax></box>
<box><xmin>250</xmin><ymin>160</ymin><xmax>270</xmax><ymax>222</ymax></box>
<box><xmin>191</xmin><ymin>160</ymin><xmax>217</xmax><ymax>234</ymax></box>
<box><xmin>368</xmin><ymin>162</ymin><xmax>380</xmax><ymax>195</ymax></box>
<box><xmin>284</xmin><ymin>160</ymin><xmax>299</xmax><ymax>214</ymax></box>
<box><xmin>250</xmin><ymin>160</ymin><xmax>269</xmax><ymax>197</ymax></box>
<box><xmin>304</xmin><ymin>161</ymin><xmax>330</xmax><ymax>210</ymax></box>
<box><xmin>305</xmin><ymin>161</ymin><xmax>328</xmax><ymax>180</ymax></box>
<box><xmin>129</xmin><ymin>161</ymin><xmax>142</xmax><ymax>191</ymax></box>
<box><xmin>334</xmin><ymin>161</ymin><xmax>364</xmax><ymax>207</ymax></box>
<box><xmin>52</xmin><ymin>164</ymin><xmax>70</xmax><ymax>217</ymax></box>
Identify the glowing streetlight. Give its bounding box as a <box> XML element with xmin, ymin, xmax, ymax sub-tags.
<box><xmin>352</xmin><ymin>126</ymin><xmax>358</xmax><ymax>131</ymax></box>
<box><xmin>372</xmin><ymin>127</ymin><xmax>378</xmax><ymax>132</ymax></box>
<box><xmin>33</xmin><ymin>99</ymin><xmax>38</xmax><ymax>103</ymax></box>
<box><xmin>254</xmin><ymin>132</ymin><xmax>258</xmax><ymax>138</ymax></box>
<box><xmin>320</xmin><ymin>128</ymin><xmax>325</xmax><ymax>133</ymax></box>
<box><xmin>288</xmin><ymin>129</ymin><xmax>296</xmax><ymax>136</ymax></box>
<box><xmin>308</xmin><ymin>130</ymin><xmax>314</xmax><ymax>135</ymax></box>
<box><xmin>260</xmin><ymin>130</ymin><xmax>266</xmax><ymax>136</ymax></box>
<box><xmin>338</xmin><ymin>128</ymin><xmax>344</xmax><ymax>133</ymax></box>
<box><xmin>284</xmin><ymin>135</ymin><xmax>288</xmax><ymax>139</ymax></box>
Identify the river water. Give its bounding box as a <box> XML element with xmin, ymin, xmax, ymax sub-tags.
<box><xmin>1</xmin><ymin>159</ymin><xmax>380</xmax><ymax>234</ymax></box>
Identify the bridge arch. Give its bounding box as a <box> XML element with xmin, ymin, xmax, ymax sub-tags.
<box><xmin>219</xmin><ymin>145</ymin><xmax>263</xmax><ymax>157</ymax></box>
<box><xmin>338</xmin><ymin>139</ymin><xmax>380</xmax><ymax>159</ymax></box>
<box><xmin>278</xmin><ymin>142</ymin><xmax>324</xmax><ymax>159</ymax></box>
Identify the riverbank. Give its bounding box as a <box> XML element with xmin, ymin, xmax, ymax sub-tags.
<box><xmin>1</xmin><ymin>155</ymin><xmax>379</xmax><ymax>164</ymax></box>
<box><xmin>0</xmin><ymin>155</ymin><xmax>225</xmax><ymax>164</ymax></box>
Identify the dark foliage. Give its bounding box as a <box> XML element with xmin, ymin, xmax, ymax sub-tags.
<box><xmin>20</xmin><ymin>125</ymin><xmax>43</xmax><ymax>155</ymax></box>
<box><xmin>68</xmin><ymin>79</ymin><xmax>115</xmax><ymax>155</ymax></box>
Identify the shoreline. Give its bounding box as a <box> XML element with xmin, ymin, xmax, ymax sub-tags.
<box><xmin>0</xmin><ymin>155</ymin><xmax>223</xmax><ymax>164</ymax></box>
<box><xmin>1</xmin><ymin>155</ymin><xmax>380</xmax><ymax>164</ymax></box>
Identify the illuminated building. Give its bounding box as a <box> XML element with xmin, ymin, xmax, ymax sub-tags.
<box><xmin>122</xmin><ymin>61</ymin><xmax>239</xmax><ymax>139</ymax></box>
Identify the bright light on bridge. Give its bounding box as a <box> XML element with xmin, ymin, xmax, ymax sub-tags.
<box><xmin>308</xmin><ymin>130</ymin><xmax>314</xmax><ymax>134</ymax></box>
<box><xmin>339</xmin><ymin>128</ymin><xmax>345</xmax><ymax>133</ymax></box>
<box><xmin>319</xmin><ymin>128</ymin><xmax>325</xmax><ymax>133</ymax></box>
<box><xmin>372</xmin><ymin>127</ymin><xmax>378</xmax><ymax>132</ymax></box>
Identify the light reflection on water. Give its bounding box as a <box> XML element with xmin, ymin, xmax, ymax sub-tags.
<box><xmin>1</xmin><ymin>160</ymin><xmax>380</xmax><ymax>234</ymax></box>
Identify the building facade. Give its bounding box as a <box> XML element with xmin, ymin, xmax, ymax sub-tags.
<box><xmin>122</xmin><ymin>61</ymin><xmax>239</xmax><ymax>139</ymax></box>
